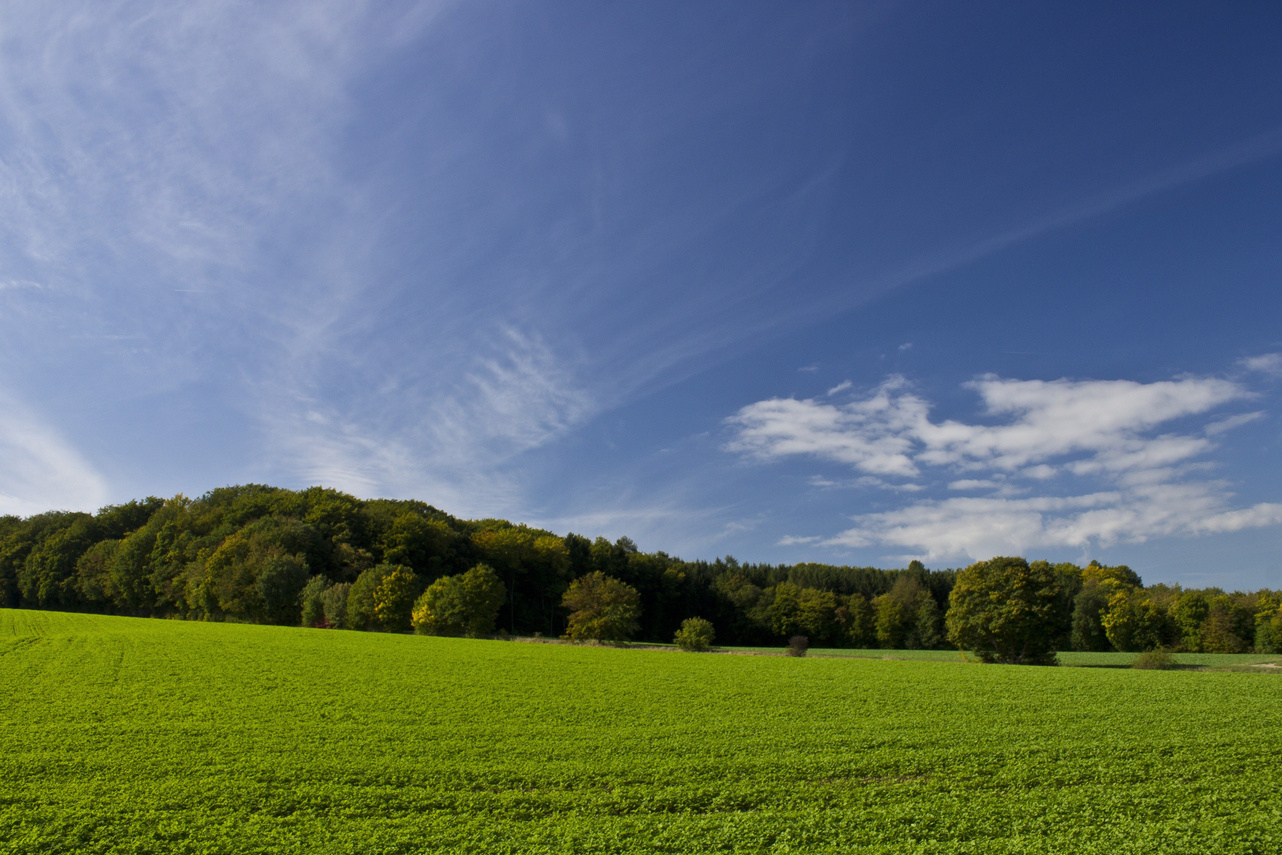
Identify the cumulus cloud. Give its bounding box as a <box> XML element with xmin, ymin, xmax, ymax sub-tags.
<box><xmin>729</xmin><ymin>371</ymin><xmax>1278</xmax><ymax>559</ymax></box>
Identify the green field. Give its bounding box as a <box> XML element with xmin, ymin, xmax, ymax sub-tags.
<box><xmin>3</xmin><ymin>610</ymin><xmax>1280</xmax><ymax>854</ymax></box>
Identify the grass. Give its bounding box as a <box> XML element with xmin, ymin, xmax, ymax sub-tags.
<box><xmin>2</xmin><ymin>609</ymin><xmax>1280</xmax><ymax>854</ymax></box>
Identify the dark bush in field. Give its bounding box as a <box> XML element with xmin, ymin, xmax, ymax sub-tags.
<box><xmin>1131</xmin><ymin>649</ymin><xmax>1175</xmax><ymax>670</ymax></box>
<box><xmin>786</xmin><ymin>635</ymin><xmax>808</xmax><ymax>657</ymax></box>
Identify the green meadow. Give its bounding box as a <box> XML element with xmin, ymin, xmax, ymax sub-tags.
<box><xmin>3</xmin><ymin>610</ymin><xmax>1280</xmax><ymax>854</ymax></box>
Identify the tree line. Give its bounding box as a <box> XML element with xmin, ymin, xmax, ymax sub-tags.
<box><xmin>1</xmin><ymin>484</ymin><xmax>1278</xmax><ymax>657</ymax></box>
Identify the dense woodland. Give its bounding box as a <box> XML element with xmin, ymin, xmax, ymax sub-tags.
<box><xmin>1</xmin><ymin>484</ymin><xmax>1279</xmax><ymax>654</ymax></box>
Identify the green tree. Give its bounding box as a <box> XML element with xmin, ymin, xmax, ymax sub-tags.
<box><xmin>674</xmin><ymin>617</ymin><xmax>716</xmax><ymax>651</ymax></box>
<box><xmin>1255</xmin><ymin>599</ymin><xmax>1282</xmax><ymax>654</ymax></box>
<box><xmin>561</xmin><ymin>571</ymin><xmax>640</xmax><ymax>642</ymax></box>
<box><xmin>321</xmin><ymin>582</ymin><xmax>351</xmax><ymax>628</ymax></box>
<box><xmin>1201</xmin><ymin>594</ymin><xmax>1252</xmax><ymax>653</ymax></box>
<box><xmin>836</xmin><ymin>592</ymin><xmax>876</xmax><ymax>647</ymax></box>
<box><xmin>767</xmin><ymin>581</ymin><xmax>803</xmax><ymax>638</ymax></box>
<box><xmin>1101</xmin><ymin>589</ymin><xmax>1165</xmax><ymax>652</ymax></box>
<box><xmin>945</xmin><ymin>557</ymin><xmax>1068</xmax><ymax>665</ymax></box>
<box><xmin>796</xmin><ymin>587</ymin><xmax>839</xmax><ymax>644</ymax></box>
<box><xmin>256</xmin><ymin>554</ymin><xmax>310</xmax><ymax>625</ymax></box>
<box><xmin>1070</xmin><ymin>584</ymin><xmax>1113</xmax><ymax>651</ymax></box>
<box><xmin>347</xmin><ymin>564</ymin><xmax>404</xmax><ymax>630</ymax></box>
<box><xmin>412</xmin><ymin>563</ymin><xmax>506</xmax><ymax>637</ymax></box>
<box><xmin>299</xmin><ymin>575</ymin><xmax>330</xmax><ymax>627</ymax></box>
<box><xmin>1170</xmin><ymin>591</ymin><xmax>1210</xmax><ymax>652</ymax></box>
<box><xmin>373</xmin><ymin>566</ymin><xmax>419</xmax><ymax>632</ymax></box>
<box><xmin>914</xmin><ymin>597</ymin><xmax>943</xmax><ymax>650</ymax></box>
<box><xmin>874</xmin><ymin>575</ymin><xmax>928</xmax><ymax>649</ymax></box>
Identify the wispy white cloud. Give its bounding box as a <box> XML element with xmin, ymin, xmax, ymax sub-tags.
<box><xmin>259</xmin><ymin>326</ymin><xmax>596</xmax><ymax>516</ymax></box>
<box><xmin>826</xmin><ymin>380</ymin><xmax>852</xmax><ymax>396</ymax></box>
<box><xmin>1241</xmin><ymin>353</ymin><xmax>1282</xmax><ymax>377</ymax></box>
<box><xmin>824</xmin><ymin>488</ymin><xmax>1282</xmax><ymax>562</ymax></box>
<box><xmin>0</xmin><ymin>388</ymin><xmax>108</xmax><ymax>516</ymax></box>
<box><xmin>729</xmin><ymin>369</ymin><xmax>1279</xmax><ymax>560</ymax></box>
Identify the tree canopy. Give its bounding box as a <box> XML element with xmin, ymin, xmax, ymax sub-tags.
<box><xmin>946</xmin><ymin>557</ymin><xmax>1069</xmax><ymax>665</ymax></box>
<box><xmin>0</xmin><ymin>484</ymin><xmax>1276</xmax><ymax>659</ymax></box>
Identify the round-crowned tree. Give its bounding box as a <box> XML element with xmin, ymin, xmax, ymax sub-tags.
<box><xmin>412</xmin><ymin>563</ymin><xmax>506</xmax><ymax>637</ymax></box>
<box><xmin>945</xmin><ymin>556</ymin><xmax>1069</xmax><ymax>665</ymax></box>
<box><xmin>561</xmin><ymin>571</ymin><xmax>640</xmax><ymax>642</ymax></box>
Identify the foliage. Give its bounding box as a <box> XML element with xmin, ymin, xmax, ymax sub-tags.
<box><xmin>372</xmin><ymin>566</ymin><xmax>419</xmax><ymax>632</ymax></box>
<box><xmin>1201</xmin><ymin>595</ymin><xmax>1254</xmax><ymax>653</ymax></box>
<box><xmin>1171</xmin><ymin>591</ymin><xmax>1211</xmax><ymax>651</ymax></box>
<box><xmin>561</xmin><ymin>571</ymin><xmax>640</xmax><ymax>641</ymax></box>
<box><xmin>299</xmin><ymin>575</ymin><xmax>329</xmax><ymax>627</ymax></box>
<box><xmin>1101</xmin><ymin>588</ymin><xmax>1165</xmax><ymax>652</ymax></box>
<box><xmin>347</xmin><ymin>564</ymin><xmax>403</xmax><ymax>631</ymax></box>
<box><xmin>321</xmin><ymin>582</ymin><xmax>351</xmax><ymax>629</ymax></box>
<box><xmin>1255</xmin><ymin>599</ymin><xmax>1282</xmax><ymax>654</ymax></box>
<box><xmin>412</xmin><ymin>564</ymin><xmax>506</xmax><ymax>637</ymax></box>
<box><xmin>673</xmin><ymin>617</ymin><xmax>716</xmax><ymax>651</ymax></box>
<box><xmin>946</xmin><ymin>557</ymin><xmax>1068</xmax><ymax>665</ymax></box>
<box><xmin>0</xmin><ymin>484</ymin><xmax>1278</xmax><ymax>658</ymax></box>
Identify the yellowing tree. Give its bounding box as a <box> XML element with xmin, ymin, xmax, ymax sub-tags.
<box><xmin>945</xmin><ymin>557</ymin><xmax>1068</xmax><ymax>665</ymax></box>
<box><xmin>561</xmin><ymin>571</ymin><xmax>640</xmax><ymax>642</ymax></box>
<box><xmin>411</xmin><ymin>563</ymin><xmax>506</xmax><ymax>637</ymax></box>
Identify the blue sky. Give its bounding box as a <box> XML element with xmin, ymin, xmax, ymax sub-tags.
<box><xmin>1</xmin><ymin>1</ymin><xmax>1280</xmax><ymax>588</ymax></box>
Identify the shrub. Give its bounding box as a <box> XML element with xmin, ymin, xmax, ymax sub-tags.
<box><xmin>299</xmin><ymin>575</ymin><xmax>330</xmax><ymax>627</ymax></box>
<box><xmin>1132</xmin><ymin>649</ymin><xmax>1176</xmax><ymax>670</ymax></box>
<box><xmin>674</xmin><ymin>617</ymin><xmax>715</xmax><ymax>651</ymax></box>
<box><xmin>786</xmin><ymin>635</ymin><xmax>809</xmax><ymax>657</ymax></box>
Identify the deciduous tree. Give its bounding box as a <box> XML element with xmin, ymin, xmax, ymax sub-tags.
<box><xmin>945</xmin><ymin>557</ymin><xmax>1068</xmax><ymax>665</ymax></box>
<box><xmin>561</xmin><ymin>571</ymin><xmax>640</xmax><ymax>642</ymax></box>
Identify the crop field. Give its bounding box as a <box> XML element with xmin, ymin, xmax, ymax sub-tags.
<box><xmin>2</xmin><ymin>610</ymin><xmax>1280</xmax><ymax>854</ymax></box>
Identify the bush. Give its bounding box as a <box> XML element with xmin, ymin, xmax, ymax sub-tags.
<box><xmin>299</xmin><ymin>575</ymin><xmax>330</xmax><ymax>627</ymax></box>
<box><xmin>786</xmin><ymin>635</ymin><xmax>809</xmax><ymax>657</ymax></box>
<box><xmin>674</xmin><ymin>617</ymin><xmax>715</xmax><ymax>651</ymax></box>
<box><xmin>1132</xmin><ymin>649</ymin><xmax>1176</xmax><ymax>670</ymax></box>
